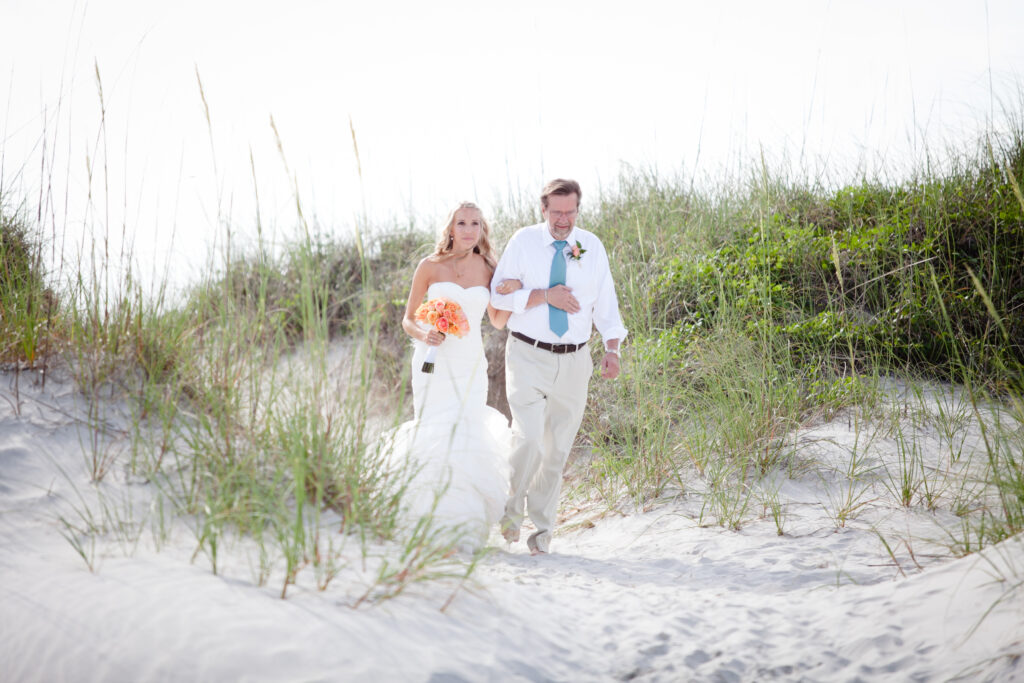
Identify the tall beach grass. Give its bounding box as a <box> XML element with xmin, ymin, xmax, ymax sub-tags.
<box><xmin>571</xmin><ymin>111</ymin><xmax>1023</xmax><ymax>551</ymax></box>
<box><xmin>3</xmin><ymin>85</ymin><xmax>1023</xmax><ymax>600</ymax></box>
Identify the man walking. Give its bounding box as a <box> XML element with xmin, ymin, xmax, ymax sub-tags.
<box><xmin>490</xmin><ymin>178</ymin><xmax>627</xmax><ymax>554</ymax></box>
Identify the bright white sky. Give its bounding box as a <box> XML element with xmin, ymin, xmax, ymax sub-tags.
<box><xmin>2</xmin><ymin>0</ymin><xmax>1023</xmax><ymax>290</ymax></box>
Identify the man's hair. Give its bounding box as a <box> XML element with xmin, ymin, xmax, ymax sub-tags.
<box><xmin>540</xmin><ymin>178</ymin><xmax>582</xmax><ymax>208</ymax></box>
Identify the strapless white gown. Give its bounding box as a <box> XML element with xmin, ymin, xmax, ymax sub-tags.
<box><xmin>384</xmin><ymin>282</ymin><xmax>511</xmax><ymax>550</ymax></box>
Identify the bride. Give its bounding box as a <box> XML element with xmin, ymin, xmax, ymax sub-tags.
<box><xmin>389</xmin><ymin>201</ymin><xmax>520</xmax><ymax>550</ymax></box>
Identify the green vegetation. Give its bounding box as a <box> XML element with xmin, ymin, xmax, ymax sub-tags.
<box><xmin>4</xmin><ymin>105</ymin><xmax>1023</xmax><ymax>599</ymax></box>
<box><xmin>649</xmin><ymin>140</ymin><xmax>1024</xmax><ymax>385</ymax></box>
<box><xmin>578</xmin><ymin>126</ymin><xmax>1024</xmax><ymax>550</ymax></box>
<box><xmin>1</xmin><ymin>202</ymin><xmax>58</xmax><ymax>366</ymax></box>
<box><xmin>28</xmin><ymin>215</ymin><xmax>467</xmax><ymax>600</ymax></box>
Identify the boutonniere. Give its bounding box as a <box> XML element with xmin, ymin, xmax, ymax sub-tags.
<box><xmin>568</xmin><ymin>240</ymin><xmax>586</xmax><ymax>262</ymax></box>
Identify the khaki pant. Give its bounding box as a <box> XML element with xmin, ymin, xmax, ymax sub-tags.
<box><xmin>503</xmin><ymin>335</ymin><xmax>592</xmax><ymax>552</ymax></box>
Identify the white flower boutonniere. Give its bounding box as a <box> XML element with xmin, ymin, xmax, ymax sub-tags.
<box><xmin>568</xmin><ymin>240</ymin><xmax>586</xmax><ymax>263</ymax></box>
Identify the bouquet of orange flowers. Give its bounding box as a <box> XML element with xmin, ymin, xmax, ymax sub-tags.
<box><xmin>414</xmin><ymin>297</ymin><xmax>469</xmax><ymax>373</ymax></box>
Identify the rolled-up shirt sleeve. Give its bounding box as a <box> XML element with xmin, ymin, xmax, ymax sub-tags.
<box><xmin>492</xmin><ymin>286</ymin><xmax>530</xmax><ymax>314</ymax></box>
<box><xmin>490</xmin><ymin>233</ymin><xmax>528</xmax><ymax>313</ymax></box>
<box><xmin>591</xmin><ymin>240</ymin><xmax>628</xmax><ymax>345</ymax></box>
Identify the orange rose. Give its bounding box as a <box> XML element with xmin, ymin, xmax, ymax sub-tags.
<box><xmin>415</xmin><ymin>297</ymin><xmax>468</xmax><ymax>339</ymax></box>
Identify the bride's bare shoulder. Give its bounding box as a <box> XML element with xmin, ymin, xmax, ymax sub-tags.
<box><xmin>472</xmin><ymin>252</ymin><xmax>495</xmax><ymax>274</ymax></box>
<box><xmin>410</xmin><ymin>256</ymin><xmax>445</xmax><ymax>288</ymax></box>
<box><xmin>417</xmin><ymin>255</ymin><xmax>446</xmax><ymax>272</ymax></box>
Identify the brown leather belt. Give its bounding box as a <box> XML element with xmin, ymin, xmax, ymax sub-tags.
<box><xmin>511</xmin><ymin>331</ymin><xmax>587</xmax><ymax>354</ymax></box>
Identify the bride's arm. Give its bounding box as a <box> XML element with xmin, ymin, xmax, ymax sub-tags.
<box><xmin>487</xmin><ymin>304</ymin><xmax>511</xmax><ymax>329</ymax></box>
<box><xmin>402</xmin><ymin>260</ymin><xmax>446</xmax><ymax>345</ymax></box>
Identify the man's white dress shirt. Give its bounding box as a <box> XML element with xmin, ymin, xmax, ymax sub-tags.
<box><xmin>491</xmin><ymin>222</ymin><xmax>627</xmax><ymax>347</ymax></box>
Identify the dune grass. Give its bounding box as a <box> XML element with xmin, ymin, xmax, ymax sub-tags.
<box><xmin>3</xmin><ymin>90</ymin><xmax>1024</xmax><ymax>601</ymax></box>
<box><xmin>2</xmin><ymin>179</ymin><xmax>478</xmax><ymax>598</ymax></box>
<box><xmin>0</xmin><ymin>201</ymin><xmax>59</xmax><ymax>371</ymax></box>
<box><xmin>107</xmin><ymin>226</ymin><xmax>468</xmax><ymax>599</ymax></box>
<box><xmin>571</xmin><ymin>119</ymin><xmax>1023</xmax><ymax>551</ymax></box>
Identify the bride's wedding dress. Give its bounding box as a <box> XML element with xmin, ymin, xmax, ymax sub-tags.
<box><xmin>384</xmin><ymin>281</ymin><xmax>511</xmax><ymax>550</ymax></box>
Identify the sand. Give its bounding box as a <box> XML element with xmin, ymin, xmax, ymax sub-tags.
<box><xmin>1</xmin><ymin>363</ymin><xmax>1022</xmax><ymax>682</ymax></box>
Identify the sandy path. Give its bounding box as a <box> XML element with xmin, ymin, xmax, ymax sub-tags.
<box><xmin>1</xmin><ymin>369</ymin><xmax>1022</xmax><ymax>681</ymax></box>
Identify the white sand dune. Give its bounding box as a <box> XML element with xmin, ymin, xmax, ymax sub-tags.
<box><xmin>1</xmin><ymin>365</ymin><xmax>1022</xmax><ymax>682</ymax></box>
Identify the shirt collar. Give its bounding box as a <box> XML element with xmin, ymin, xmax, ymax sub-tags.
<box><xmin>538</xmin><ymin>221</ymin><xmax>578</xmax><ymax>248</ymax></box>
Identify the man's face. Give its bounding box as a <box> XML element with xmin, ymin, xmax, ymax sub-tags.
<box><xmin>542</xmin><ymin>193</ymin><xmax>579</xmax><ymax>241</ymax></box>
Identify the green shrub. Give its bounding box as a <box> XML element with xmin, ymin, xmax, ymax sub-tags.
<box><xmin>566</xmin><ymin>129</ymin><xmax>1024</xmax><ymax>510</ymax></box>
<box><xmin>183</xmin><ymin>224</ymin><xmax>433</xmax><ymax>387</ymax></box>
<box><xmin>0</xmin><ymin>206</ymin><xmax>58</xmax><ymax>365</ymax></box>
<box><xmin>651</xmin><ymin>134</ymin><xmax>1024</xmax><ymax>388</ymax></box>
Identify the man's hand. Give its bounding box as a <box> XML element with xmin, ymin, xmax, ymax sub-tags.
<box><xmin>495</xmin><ymin>279</ymin><xmax>522</xmax><ymax>295</ymax></box>
<box><xmin>546</xmin><ymin>285</ymin><xmax>580</xmax><ymax>314</ymax></box>
<box><xmin>600</xmin><ymin>351</ymin><xmax>620</xmax><ymax>379</ymax></box>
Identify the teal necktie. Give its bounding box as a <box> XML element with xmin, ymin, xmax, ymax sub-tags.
<box><xmin>548</xmin><ymin>240</ymin><xmax>568</xmax><ymax>336</ymax></box>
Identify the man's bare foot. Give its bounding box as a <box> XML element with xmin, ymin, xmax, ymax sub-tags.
<box><xmin>526</xmin><ymin>533</ymin><xmax>548</xmax><ymax>556</ymax></box>
<box><xmin>500</xmin><ymin>518</ymin><xmax>520</xmax><ymax>543</ymax></box>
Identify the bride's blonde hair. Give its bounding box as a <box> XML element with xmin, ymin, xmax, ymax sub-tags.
<box><xmin>431</xmin><ymin>201</ymin><xmax>496</xmax><ymax>268</ymax></box>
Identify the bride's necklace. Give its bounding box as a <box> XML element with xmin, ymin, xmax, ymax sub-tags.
<box><xmin>451</xmin><ymin>250</ymin><xmax>474</xmax><ymax>280</ymax></box>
